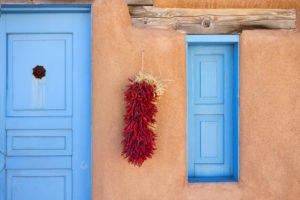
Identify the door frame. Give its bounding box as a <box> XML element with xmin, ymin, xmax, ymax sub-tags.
<box><xmin>0</xmin><ymin>4</ymin><xmax>92</xmax><ymax>199</ymax></box>
<box><xmin>0</xmin><ymin>4</ymin><xmax>91</xmax><ymax>13</ymax></box>
<box><xmin>186</xmin><ymin>35</ymin><xmax>240</xmax><ymax>182</ymax></box>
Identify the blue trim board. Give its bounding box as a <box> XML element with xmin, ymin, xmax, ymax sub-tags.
<box><xmin>189</xmin><ymin>176</ymin><xmax>238</xmax><ymax>183</ymax></box>
<box><xmin>1</xmin><ymin>4</ymin><xmax>91</xmax><ymax>13</ymax></box>
<box><xmin>186</xmin><ymin>35</ymin><xmax>240</xmax><ymax>183</ymax></box>
<box><xmin>186</xmin><ymin>35</ymin><xmax>239</xmax><ymax>43</ymax></box>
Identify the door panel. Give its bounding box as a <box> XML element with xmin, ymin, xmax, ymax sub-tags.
<box><xmin>193</xmin><ymin>55</ymin><xmax>224</xmax><ymax>104</ymax></box>
<box><xmin>194</xmin><ymin>115</ymin><xmax>224</xmax><ymax>164</ymax></box>
<box><xmin>7</xmin><ymin>34</ymin><xmax>72</xmax><ymax>116</ymax></box>
<box><xmin>0</xmin><ymin>10</ymin><xmax>91</xmax><ymax>200</ymax></box>
<box><xmin>188</xmin><ymin>44</ymin><xmax>236</xmax><ymax>180</ymax></box>
<box><xmin>7</xmin><ymin>170</ymin><xmax>71</xmax><ymax>200</ymax></box>
<box><xmin>7</xmin><ymin>130</ymin><xmax>72</xmax><ymax>156</ymax></box>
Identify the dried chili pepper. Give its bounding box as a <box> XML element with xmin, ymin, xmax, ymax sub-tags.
<box><xmin>122</xmin><ymin>80</ymin><xmax>158</xmax><ymax>166</ymax></box>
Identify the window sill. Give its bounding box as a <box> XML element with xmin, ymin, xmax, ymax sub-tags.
<box><xmin>188</xmin><ymin>176</ymin><xmax>239</xmax><ymax>183</ymax></box>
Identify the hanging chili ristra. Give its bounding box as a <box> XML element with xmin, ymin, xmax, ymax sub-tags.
<box><xmin>122</xmin><ymin>71</ymin><xmax>164</xmax><ymax>166</ymax></box>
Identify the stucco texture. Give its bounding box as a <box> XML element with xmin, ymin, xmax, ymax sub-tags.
<box><xmin>92</xmin><ymin>1</ymin><xmax>300</xmax><ymax>199</ymax></box>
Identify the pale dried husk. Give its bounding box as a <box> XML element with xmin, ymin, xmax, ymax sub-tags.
<box><xmin>134</xmin><ymin>71</ymin><xmax>165</xmax><ymax>96</ymax></box>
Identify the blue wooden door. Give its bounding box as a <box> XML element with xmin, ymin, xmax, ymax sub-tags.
<box><xmin>187</xmin><ymin>40</ymin><xmax>238</xmax><ymax>182</ymax></box>
<box><xmin>0</xmin><ymin>6</ymin><xmax>91</xmax><ymax>200</ymax></box>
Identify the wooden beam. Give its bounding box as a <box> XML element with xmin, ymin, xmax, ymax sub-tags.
<box><xmin>127</xmin><ymin>0</ymin><xmax>153</xmax><ymax>6</ymax></box>
<box><xmin>155</xmin><ymin>0</ymin><xmax>300</xmax><ymax>9</ymax></box>
<box><xmin>129</xmin><ymin>6</ymin><xmax>296</xmax><ymax>34</ymax></box>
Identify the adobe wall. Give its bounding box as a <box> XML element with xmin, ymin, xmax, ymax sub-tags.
<box><xmin>92</xmin><ymin>1</ymin><xmax>300</xmax><ymax>199</ymax></box>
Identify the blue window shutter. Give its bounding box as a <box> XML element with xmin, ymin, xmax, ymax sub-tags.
<box><xmin>187</xmin><ymin>35</ymin><xmax>239</xmax><ymax>182</ymax></box>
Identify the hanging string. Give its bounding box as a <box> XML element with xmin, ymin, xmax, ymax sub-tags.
<box><xmin>141</xmin><ymin>50</ymin><xmax>145</xmax><ymax>72</ymax></box>
<box><xmin>139</xmin><ymin>49</ymin><xmax>172</xmax><ymax>83</ymax></box>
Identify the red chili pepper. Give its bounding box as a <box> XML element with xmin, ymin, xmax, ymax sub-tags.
<box><xmin>122</xmin><ymin>80</ymin><xmax>158</xmax><ymax>166</ymax></box>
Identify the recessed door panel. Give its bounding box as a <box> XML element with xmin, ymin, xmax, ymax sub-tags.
<box><xmin>194</xmin><ymin>115</ymin><xmax>224</xmax><ymax>164</ymax></box>
<box><xmin>193</xmin><ymin>55</ymin><xmax>224</xmax><ymax>104</ymax></box>
<box><xmin>7</xmin><ymin>130</ymin><xmax>72</xmax><ymax>156</ymax></box>
<box><xmin>7</xmin><ymin>170</ymin><xmax>71</xmax><ymax>200</ymax></box>
<box><xmin>7</xmin><ymin>34</ymin><xmax>72</xmax><ymax>116</ymax></box>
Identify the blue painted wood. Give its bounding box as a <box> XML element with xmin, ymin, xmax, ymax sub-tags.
<box><xmin>6</xmin><ymin>157</ymin><xmax>72</xmax><ymax>169</ymax></box>
<box><xmin>2</xmin><ymin>4</ymin><xmax>91</xmax><ymax>13</ymax></box>
<box><xmin>0</xmin><ymin>6</ymin><xmax>91</xmax><ymax>200</ymax></box>
<box><xmin>71</xmin><ymin>10</ymin><xmax>92</xmax><ymax>200</ymax></box>
<box><xmin>194</xmin><ymin>115</ymin><xmax>224</xmax><ymax>164</ymax></box>
<box><xmin>188</xmin><ymin>176</ymin><xmax>237</xmax><ymax>183</ymax></box>
<box><xmin>186</xmin><ymin>35</ymin><xmax>239</xmax><ymax>43</ymax></box>
<box><xmin>6</xmin><ymin>117</ymin><xmax>72</xmax><ymax>129</ymax></box>
<box><xmin>187</xmin><ymin>35</ymin><xmax>239</xmax><ymax>183</ymax></box>
<box><xmin>7</xmin><ymin>170</ymin><xmax>72</xmax><ymax>200</ymax></box>
<box><xmin>193</xmin><ymin>55</ymin><xmax>224</xmax><ymax>104</ymax></box>
<box><xmin>0</xmin><ymin>13</ymin><xmax>6</xmax><ymax>200</ymax></box>
<box><xmin>7</xmin><ymin>34</ymin><xmax>73</xmax><ymax>116</ymax></box>
<box><xmin>233</xmin><ymin>41</ymin><xmax>240</xmax><ymax>181</ymax></box>
<box><xmin>7</xmin><ymin>130</ymin><xmax>72</xmax><ymax>156</ymax></box>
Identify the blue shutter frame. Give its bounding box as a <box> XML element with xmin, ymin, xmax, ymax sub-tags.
<box><xmin>186</xmin><ymin>35</ymin><xmax>239</xmax><ymax>183</ymax></box>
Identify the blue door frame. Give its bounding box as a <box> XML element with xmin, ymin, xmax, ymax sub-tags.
<box><xmin>0</xmin><ymin>5</ymin><xmax>92</xmax><ymax>200</ymax></box>
<box><xmin>186</xmin><ymin>35</ymin><xmax>240</xmax><ymax>182</ymax></box>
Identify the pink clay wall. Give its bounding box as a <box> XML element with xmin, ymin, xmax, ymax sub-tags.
<box><xmin>92</xmin><ymin>1</ymin><xmax>300</xmax><ymax>199</ymax></box>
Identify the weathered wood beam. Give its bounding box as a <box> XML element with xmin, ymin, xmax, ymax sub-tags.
<box><xmin>127</xmin><ymin>0</ymin><xmax>153</xmax><ymax>6</ymax></box>
<box><xmin>155</xmin><ymin>0</ymin><xmax>300</xmax><ymax>9</ymax></box>
<box><xmin>129</xmin><ymin>6</ymin><xmax>296</xmax><ymax>34</ymax></box>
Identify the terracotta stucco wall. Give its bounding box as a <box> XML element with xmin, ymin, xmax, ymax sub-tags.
<box><xmin>92</xmin><ymin>1</ymin><xmax>300</xmax><ymax>199</ymax></box>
